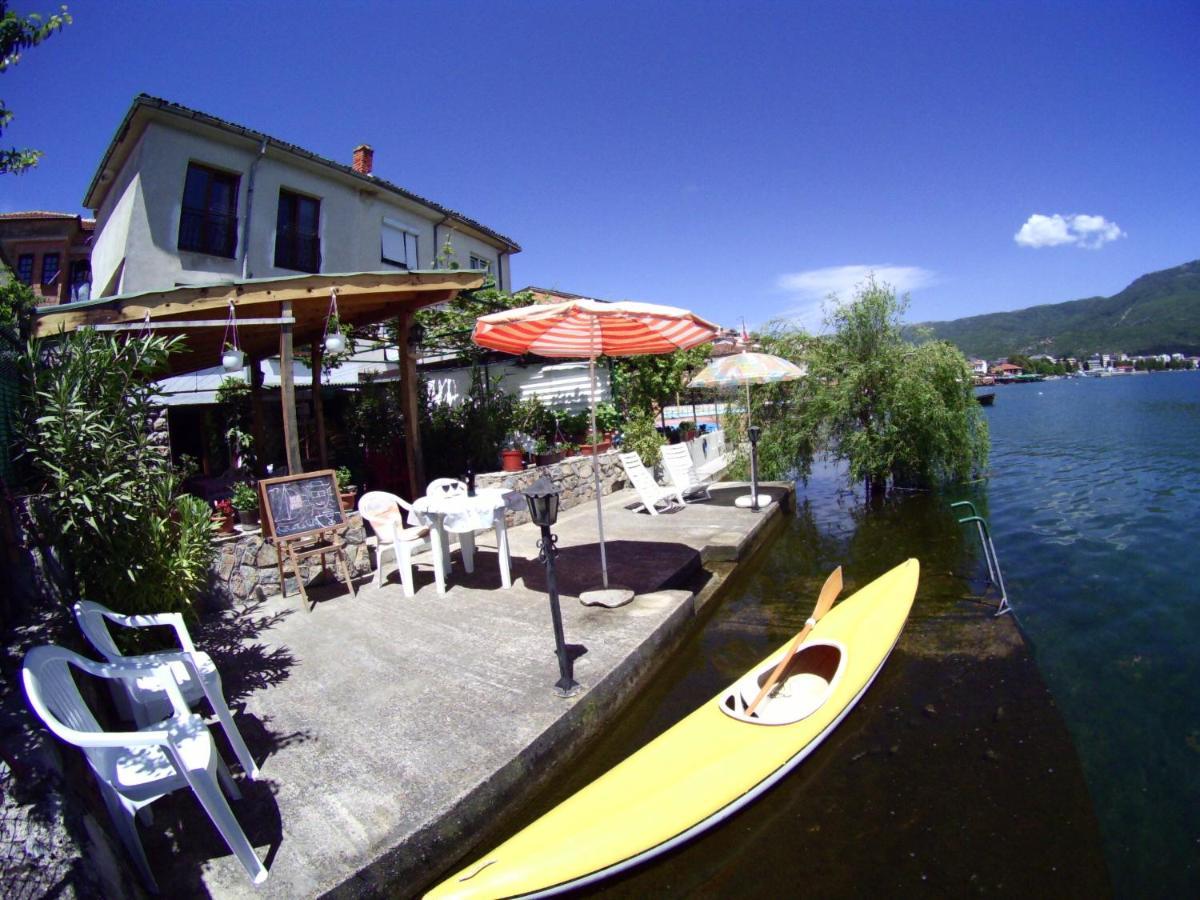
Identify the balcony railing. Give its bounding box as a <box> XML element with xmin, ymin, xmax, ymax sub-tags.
<box><xmin>274</xmin><ymin>226</ymin><xmax>320</xmax><ymax>273</ymax></box>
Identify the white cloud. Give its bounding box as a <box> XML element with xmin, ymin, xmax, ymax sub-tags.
<box><xmin>773</xmin><ymin>264</ymin><xmax>936</xmax><ymax>330</ymax></box>
<box><xmin>1014</xmin><ymin>213</ymin><xmax>1124</xmax><ymax>249</ymax></box>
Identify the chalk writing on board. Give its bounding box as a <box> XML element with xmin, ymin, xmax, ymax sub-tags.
<box><xmin>261</xmin><ymin>471</ymin><xmax>345</xmax><ymax>539</ymax></box>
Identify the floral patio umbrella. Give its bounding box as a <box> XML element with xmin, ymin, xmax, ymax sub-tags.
<box><xmin>474</xmin><ymin>299</ymin><xmax>718</xmax><ymax>606</ymax></box>
<box><xmin>689</xmin><ymin>351</ymin><xmax>807</xmax><ymax>510</ymax></box>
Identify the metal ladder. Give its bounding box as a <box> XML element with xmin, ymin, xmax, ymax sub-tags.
<box><xmin>952</xmin><ymin>501</ymin><xmax>1011</xmax><ymax>616</ymax></box>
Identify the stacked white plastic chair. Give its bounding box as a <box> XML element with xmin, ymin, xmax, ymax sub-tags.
<box><xmin>358</xmin><ymin>490</ymin><xmax>445</xmax><ymax>595</ymax></box>
<box><xmin>617</xmin><ymin>452</ymin><xmax>685</xmax><ymax>515</ymax></box>
<box><xmin>74</xmin><ymin>602</ymin><xmax>259</xmax><ymax>780</ymax></box>
<box><xmin>22</xmin><ymin>645</ymin><xmax>267</xmax><ymax>890</ymax></box>
<box><xmin>659</xmin><ymin>443</ymin><xmax>713</xmax><ymax>503</ymax></box>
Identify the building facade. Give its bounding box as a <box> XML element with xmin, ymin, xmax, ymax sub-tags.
<box><xmin>84</xmin><ymin>95</ymin><xmax>519</xmax><ymax>298</ymax></box>
<box><xmin>0</xmin><ymin>212</ymin><xmax>94</xmax><ymax>305</ymax></box>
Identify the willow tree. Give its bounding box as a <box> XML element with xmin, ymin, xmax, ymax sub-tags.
<box><xmin>742</xmin><ymin>277</ymin><xmax>988</xmax><ymax>498</ymax></box>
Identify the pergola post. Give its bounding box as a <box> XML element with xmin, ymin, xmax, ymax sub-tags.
<box><xmin>397</xmin><ymin>313</ymin><xmax>425</xmax><ymax>496</ymax></box>
<box><xmin>279</xmin><ymin>300</ymin><xmax>303</xmax><ymax>474</ymax></box>
<box><xmin>249</xmin><ymin>357</ymin><xmax>267</xmax><ymax>476</ymax></box>
<box><xmin>311</xmin><ymin>339</ymin><xmax>328</xmax><ymax>468</ymax></box>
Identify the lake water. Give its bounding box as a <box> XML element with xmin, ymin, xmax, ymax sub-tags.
<box><xmin>983</xmin><ymin>371</ymin><xmax>1200</xmax><ymax>895</ymax></box>
<box><xmin>453</xmin><ymin>372</ymin><xmax>1198</xmax><ymax>897</ymax></box>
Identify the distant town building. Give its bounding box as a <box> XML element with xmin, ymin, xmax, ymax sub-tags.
<box><xmin>969</xmin><ymin>358</ymin><xmax>989</xmax><ymax>376</ymax></box>
<box><xmin>991</xmin><ymin>362</ymin><xmax>1024</xmax><ymax>376</ymax></box>
<box><xmin>0</xmin><ymin>211</ymin><xmax>93</xmax><ymax>305</ymax></box>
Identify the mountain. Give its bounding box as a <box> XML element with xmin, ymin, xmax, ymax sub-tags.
<box><xmin>915</xmin><ymin>260</ymin><xmax>1200</xmax><ymax>360</ymax></box>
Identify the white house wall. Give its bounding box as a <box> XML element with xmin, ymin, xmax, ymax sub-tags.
<box><xmin>424</xmin><ymin>360</ymin><xmax>612</xmax><ymax>411</ymax></box>
<box><xmin>92</xmin><ymin>115</ymin><xmax>511</xmax><ymax>295</ymax></box>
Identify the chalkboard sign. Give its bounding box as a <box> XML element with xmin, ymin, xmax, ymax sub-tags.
<box><xmin>258</xmin><ymin>470</ymin><xmax>347</xmax><ymax>540</ymax></box>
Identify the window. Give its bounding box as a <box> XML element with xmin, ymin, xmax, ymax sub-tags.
<box><xmin>381</xmin><ymin>218</ymin><xmax>419</xmax><ymax>268</ymax></box>
<box><xmin>16</xmin><ymin>254</ymin><xmax>34</xmax><ymax>285</ymax></box>
<box><xmin>275</xmin><ymin>189</ymin><xmax>321</xmax><ymax>273</ymax></box>
<box><xmin>468</xmin><ymin>254</ymin><xmax>492</xmax><ymax>273</ymax></box>
<box><xmin>178</xmin><ymin>163</ymin><xmax>239</xmax><ymax>257</ymax></box>
<box><xmin>40</xmin><ymin>252</ymin><xmax>60</xmax><ymax>286</ymax></box>
<box><xmin>70</xmin><ymin>260</ymin><xmax>92</xmax><ymax>302</ymax></box>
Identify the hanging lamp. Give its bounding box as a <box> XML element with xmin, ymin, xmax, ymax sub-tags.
<box><xmin>323</xmin><ymin>288</ymin><xmax>346</xmax><ymax>354</ymax></box>
<box><xmin>221</xmin><ymin>300</ymin><xmax>245</xmax><ymax>371</ymax></box>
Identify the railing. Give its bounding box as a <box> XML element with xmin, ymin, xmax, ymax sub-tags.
<box><xmin>952</xmin><ymin>500</ymin><xmax>1011</xmax><ymax>616</ymax></box>
<box><xmin>179</xmin><ymin>207</ymin><xmax>238</xmax><ymax>258</ymax></box>
<box><xmin>274</xmin><ymin>226</ymin><xmax>321</xmax><ymax>273</ymax></box>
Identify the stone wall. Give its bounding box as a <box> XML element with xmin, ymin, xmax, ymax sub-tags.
<box><xmin>475</xmin><ymin>449</ymin><xmax>626</xmax><ymax>527</ymax></box>
<box><xmin>205</xmin><ymin>515</ymin><xmax>373</xmax><ymax>610</ymax></box>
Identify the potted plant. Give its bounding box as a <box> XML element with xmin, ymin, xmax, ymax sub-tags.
<box><xmin>221</xmin><ymin>342</ymin><xmax>245</xmax><ymax>372</ymax></box>
<box><xmin>534</xmin><ymin>438</ymin><xmax>563</xmax><ymax>467</ymax></box>
<box><xmin>335</xmin><ymin>466</ymin><xmax>358</xmax><ymax>510</ymax></box>
<box><xmin>500</xmin><ymin>437</ymin><xmax>525</xmax><ymax>472</ymax></box>
<box><xmin>212</xmin><ymin>498</ymin><xmax>236</xmax><ymax>534</ymax></box>
<box><xmin>231</xmin><ymin>481</ymin><xmax>260</xmax><ymax>527</ymax></box>
<box><xmin>579</xmin><ymin>429</ymin><xmax>613</xmax><ymax>455</ymax></box>
<box><xmin>594</xmin><ymin>402</ymin><xmax>621</xmax><ymax>441</ymax></box>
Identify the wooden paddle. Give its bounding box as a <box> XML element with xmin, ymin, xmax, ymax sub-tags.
<box><xmin>744</xmin><ymin>566</ymin><xmax>843</xmax><ymax>717</ymax></box>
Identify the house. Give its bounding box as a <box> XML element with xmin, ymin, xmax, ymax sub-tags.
<box><xmin>84</xmin><ymin>94</ymin><xmax>520</xmax><ymax>298</ymax></box>
<box><xmin>991</xmin><ymin>362</ymin><xmax>1023</xmax><ymax>377</ymax></box>
<box><xmin>0</xmin><ymin>211</ymin><xmax>94</xmax><ymax>305</ymax></box>
<box><xmin>969</xmin><ymin>358</ymin><xmax>989</xmax><ymax>376</ymax></box>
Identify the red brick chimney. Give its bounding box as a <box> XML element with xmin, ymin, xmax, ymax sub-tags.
<box><xmin>352</xmin><ymin>144</ymin><xmax>374</xmax><ymax>175</ymax></box>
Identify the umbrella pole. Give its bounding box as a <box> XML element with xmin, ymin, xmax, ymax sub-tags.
<box><xmin>746</xmin><ymin>381</ymin><xmax>759</xmax><ymax>509</ymax></box>
<box><xmin>589</xmin><ymin>353</ymin><xmax>610</xmax><ymax>588</ymax></box>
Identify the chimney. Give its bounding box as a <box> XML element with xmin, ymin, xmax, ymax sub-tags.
<box><xmin>352</xmin><ymin>144</ymin><xmax>374</xmax><ymax>175</ymax></box>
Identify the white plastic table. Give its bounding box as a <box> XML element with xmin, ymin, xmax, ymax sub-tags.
<box><xmin>410</xmin><ymin>487</ymin><xmax>513</xmax><ymax>589</ymax></box>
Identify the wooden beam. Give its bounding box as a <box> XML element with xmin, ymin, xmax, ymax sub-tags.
<box><xmin>249</xmin><ymin>357</ymin><xmax>267</xmax><ymax>477</ymax></box>
<box><xmin>311</xmin><ymin>339</ymin><xmax>328</xmax><ymax>469</ymax></box>
<box><xmin>279</xmin><ymin>301</ymin><xmax>302</xmax><ymax>474</ymax></box>
<box><xmin>397</xmin><ymin>314</ymin><xmax>425</xmax><ymax>497</ymax></box>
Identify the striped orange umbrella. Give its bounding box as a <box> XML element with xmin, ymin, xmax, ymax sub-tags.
<box><xmin>472</xmin><ymin>299</ymin><xmax>718</xmax><ymax>604</ymax></box>
<box><xmin>473</xmin><ymin>298</ymin><xmax>718</xmax><ymax>358</ymax></box>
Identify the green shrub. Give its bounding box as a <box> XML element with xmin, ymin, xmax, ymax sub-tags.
<box><xmin>621</xmin><ymin>410</ymin><xmax>665</xmax><ymax>467</ymax></box>
<box><xmin>20</xmin><ymin>330</ymin><xmax>214</xmax><ymax>617</ymax></box>
<box><xmin>230</xmin><ymin>481</ymin><xmax>259</xmax><ymax>511</ymax></box>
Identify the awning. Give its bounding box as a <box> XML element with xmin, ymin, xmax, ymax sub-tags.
<box><xmin>34</xmin><ymin>269</ymin><xmax>484</xmax><ymax>376</ymax></box>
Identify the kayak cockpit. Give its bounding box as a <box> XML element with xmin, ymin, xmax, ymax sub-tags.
<box><xmin>719</xmin><ymin>641</ymin><xmax>846</xmax><ymax>725</ymax></box>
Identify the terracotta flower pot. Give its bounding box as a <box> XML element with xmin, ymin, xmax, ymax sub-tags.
<box><xmin>579</xmin><ymin>440</ymin><xmax>612</xmax><ymax>456</ymax></box>
<box><xmin>339</xmin><ymin>489</ymin><xmax>358</xmax><ymax>511</ymax></box>
<box><xmin>500</xmin><ymin>449</ymin><xmax>525</xmax><ymax>472</ymax></box>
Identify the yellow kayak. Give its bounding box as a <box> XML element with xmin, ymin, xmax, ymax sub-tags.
<box><xmin>426</xmin><ymin>558</ymin><xmax>920</xmax><ymax>899</ymax></box>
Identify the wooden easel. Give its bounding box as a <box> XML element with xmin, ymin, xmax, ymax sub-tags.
<box><xmin>258</xmin><ymin>470</ymin><xmax>357</xmax><ymax>612</ymax></box>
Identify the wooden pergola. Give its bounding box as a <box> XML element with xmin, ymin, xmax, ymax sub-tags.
<box><xmin>34</xmin><ymin>270</ymin><xmax>486</xmax><ymax>493</ymax></box>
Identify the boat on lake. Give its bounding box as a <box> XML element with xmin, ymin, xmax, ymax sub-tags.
<box><xmin>425</xmin><ymin>559</ymin><xmax>920</xmax><ymax>899</ymax></box>
<box><xmin>976</xmin><ymin>391</ymin><xmax>996</xmax><ymax>406</ymax></box>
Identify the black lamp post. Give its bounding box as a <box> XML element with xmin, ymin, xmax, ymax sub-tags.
<box><xmin>523</xmin><ymin>477</ymin><xmax>586</xmax><ymax>697</ymax></box>
<box><xmin>748</xmin><ymin>425</ymin><xmax>761</xmax><ymax>511</ymax></box>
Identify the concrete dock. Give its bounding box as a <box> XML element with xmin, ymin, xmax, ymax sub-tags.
<box><xmin>146</xmin><ymin>482</ymin><xmax>793</xmax><ymax>897</ymax></box>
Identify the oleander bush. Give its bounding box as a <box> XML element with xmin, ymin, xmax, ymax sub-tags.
<box><xmin>20</xmin><ymin>329</ymin><xmax>214</xmax><ymax>617</ymax></box>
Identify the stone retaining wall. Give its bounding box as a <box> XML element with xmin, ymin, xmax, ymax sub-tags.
<box><xmin>475</xmin><ymin>449</ymin><xmax>625</xmax><ymax>527</ymax></box>
<box><xmin>205</xmin><ymin>515</ymin><xmax>373</xmax><ymax>610</ymax></box>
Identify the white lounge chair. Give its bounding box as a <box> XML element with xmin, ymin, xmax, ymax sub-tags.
<box><xmin>22</xmin><ymin>645</ymin><xmax>268</xmax><ymax>891</ymax></box>
<box><xmin>618</xmin><ymin>452</ymin><xmax>685</xmax><ymax>515</ymax></box>
<box><xmin>358</xmin><ymin>490</ymin><xmax>445</xmax><ymax>596</ymax></box>
<box><xmin>659</xmin><ymin>443</ymin><xmax>713</xmax><ymax>503</ymax></box>
<box><xmin>74</xmin><ymin>601</ymin><xmax>259</xmax><ymax>780</ymax></box>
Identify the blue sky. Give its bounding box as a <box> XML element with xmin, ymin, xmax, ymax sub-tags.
<box><xmin>3</xmin><ymin>0</ymin><xmax>1197</xmax><ymax>332</ymax></box>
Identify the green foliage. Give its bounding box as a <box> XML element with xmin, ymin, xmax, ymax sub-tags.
<box><xmin>1</xmin><ymin>2</ymin><xmax>72</xmax><ymax>175</ymax></box>
<box><xmin>414</xmin><ymin>279</ymin><xmax>535</xmax><ymax>362</ymax></box>
<box><xmin>346</xmin><ymin>372</ymin><xmax>406</xmax><ymax>451</ymax></box>
<box><xmin>0</xmin><ymin>265</ymin><xmax>36</xmax><ymax>350</ymax></box>
<box><xmin>20</xmin><ymin>329</ymin><xmax>213</xmax><ymax>615</ymax></box>
<box><xmin>511</xmin><ymin>395</ymin><xmax>554</xmax><ymax>439</ymax></box>
<box><xmin>621</xmin><ymin>409</ymin><xmax>665</xmax><ymax>467</ymax></box>
<box><xmin>215</xmin><ymin>376</ymin><xmax>254</xmax><ymax>473</ymax></box>
<box><xmin>593</xmin><ymin>401</ymin><xmax>621</xmax><ymax>433</ymax></box>
<box><xmin>1008</xmin><ymin>354</ymin><xmax>1069</xmax><ymax>376</ymax></box>
<box><xmin>420</xmin><ymin>366</ymin><xmax>517</xmax><ymax>477</ymax></box>
<box><xmin>230</xmin><ymin>481</ymin><xmax>258</xmax><ymax>511</ymax></box>
<box><xmin>556</xmin><ymin>409</ymin><xmax>589</xmax><ymax>442</ymax></box>
<box><xmin>609</xmin><ymin>344</ymin><xmax>712</xmax><ymax>414</ymax></box>
<box><xmin>916</xmin><ymin>259</ymin><xmax>1200</xmax><ymax>358</ymax></box>
<box><xmin>334</xmin><ymin>466</ymin><xmax>353</xmax><ymax>491</ymax></box>
<box><xmin>799</xmin><ymin>277</ymin><xmax>988</xmax><ymax>494</ymax></box>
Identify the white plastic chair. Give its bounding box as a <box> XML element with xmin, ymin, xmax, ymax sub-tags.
<box><xmin>358</xmin><ymin>491</ymin><xmax>446</xmax><ymax>596</ymax></box>
<box><xmin>618</xmin><ymin>452</ymin><xmax>685</xmax><ymax>515</ymax></box>
<box><xmin>22</xmin><ymin>645</ymin><xmax>268</xmax><ymax>891</ymax></box>
<box><xmin>73</xmin><ymin>602</ymin><xmax>259</xmax><ymax>780</ymax></box>
<box><xmin>426</xmin><ymin>477</ymin><xmax>467</xmax><ymax>497</ymax></box>
<box><xmin>659</xmin><ymin>443</ymin><xmax>713</xmax><ymax>503</ymax></box>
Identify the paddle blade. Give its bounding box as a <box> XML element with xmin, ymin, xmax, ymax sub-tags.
<box><xmin>814</xmin><ymin>566</ymin><xmax>843</xmax><ymax>618</ymax></box>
